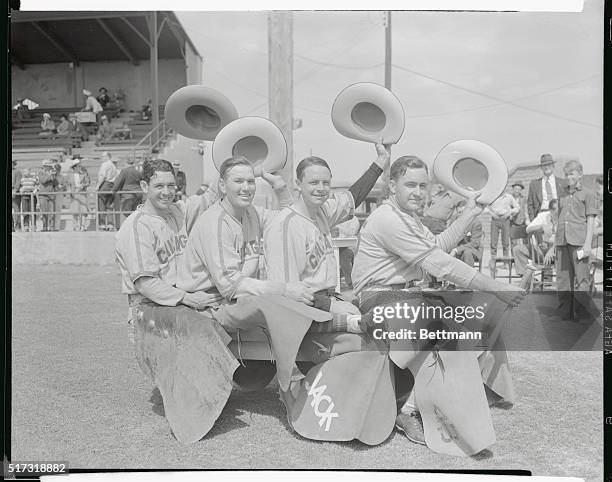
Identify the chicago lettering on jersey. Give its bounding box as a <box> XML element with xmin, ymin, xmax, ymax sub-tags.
<box><xmin>238</xmin><ymin>237</ymin><xmax>263</xmax><ymax>259</ymax></box>
<box><xmin>156</xmin><ymin>234</ymin><xmax>188</xmax><ymax>264</ymax></box>
<box><xmin>306</xmin><ymin>233</ymin><xmax>333</xmax><ymax>271</ymax></box>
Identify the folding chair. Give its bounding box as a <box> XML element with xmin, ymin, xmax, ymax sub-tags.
<box><xmin>528</xmin><ymin>235</ymin><xmax>555</xmax><ymax>292</ymax></box>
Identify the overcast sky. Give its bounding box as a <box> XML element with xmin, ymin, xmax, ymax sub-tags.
<box><xmin>176</xmin><ymin>1</ymin><xmax>603</xmax><ymax>184</ymax></box>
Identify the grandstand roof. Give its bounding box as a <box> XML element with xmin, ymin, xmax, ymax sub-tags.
<box><xmin>10</xmin><ymin>11</ymin><xmax>201</xmax><ymax>68</ymax></box>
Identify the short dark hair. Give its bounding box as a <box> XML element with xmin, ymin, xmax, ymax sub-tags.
<box><xmin>390</xmin><ymin>156</ymin><xmax>428</xmax><ymax>181</ymax></box>
<box><xmin>296</xmin><ymin>156</ymin><xmax>331</xmax><ymax>181</ymax></box>
<box><xmin>219</xmin><ymin>156</ymin><xmax>253</xmax><ymax>180</ymax></box>
<box><xmin>142</xmin><ymin>159</ymin><xmax>174</xmax><ymax>183</ymax></box>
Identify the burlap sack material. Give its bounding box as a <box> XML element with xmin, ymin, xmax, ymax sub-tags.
<box><xmin>134</xmin><ymin>296</ymin><xmax>333</xmax><ymax>443</ymax></box>
<box><xmin>358</xmin><ymin>290</ymin><xmax>506</xmax><ymax>456</ymax></box>
<box><xmin>135</xmin><ymin>305</ymin><xmax>239</xmax><ymax>444</ymax></box>
<box><xmin>280</xmin><ymin>345</ymin><xmax>396</xmax><ymax>446</ymax></box>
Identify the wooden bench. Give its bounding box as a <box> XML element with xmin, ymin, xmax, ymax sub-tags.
<box><xmin>11</xmin><ymin>138</ymin><xmax>74</xmax><ymax>149</ymax></box>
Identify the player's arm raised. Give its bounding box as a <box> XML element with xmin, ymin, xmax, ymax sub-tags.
<box><xmin>346</xmin><ymin>142</ymin><xmax>390</xmax><ymax>209</ymax></box>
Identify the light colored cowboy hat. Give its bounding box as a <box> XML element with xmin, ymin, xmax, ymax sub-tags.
<box><xmin>212</xmin><ymin>116</ymin><xmax>288</xmax><ymax>174</ymax></box>
<box><xmin>432</xmin><ymin>140</ymin><xmax>508</xmax><ymax>205</ymax></box>
<box><xmin>164</xmin><ymin>85</ymin><xmax>239</xmax><ymax>141</ymax></box>
<box><xmin>331</xmin><ymin>82</ymin><xmax>405</xmax><ymax>144</ymax></box>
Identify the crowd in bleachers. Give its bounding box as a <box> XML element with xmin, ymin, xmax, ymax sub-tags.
<box><xmin>11</xmin><ymin>86</ymin><xmax>157</xmax><ymax>152</ymax></box>
<box><xmin>11</xmin><ymin>152</ymin><xmax>188</xmax><ymax>233</ymax></box>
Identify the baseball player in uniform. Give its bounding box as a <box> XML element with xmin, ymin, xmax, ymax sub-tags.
<box><xmin>264</xmin><ymin>142</ymin><xmax>390</xmax><ymax>330</ymax></box>
<box><xmin>176</xmin><ymin>155</ymin><xmax>398</xmax><ymax>444</ymax></box>
<box><xmin>352</xmin><ymin>155</ymin><xmax>524</xmax><ymax>456</ymax></box>
<box><xmin>175</xmin><ymin>156</ymin><xmax>333</xmax><ymax>392</ymax></box>
<box><xmin>115</xmin><ymin>159</ymin><xmax>223</xmax><ymax>338</ymax></box>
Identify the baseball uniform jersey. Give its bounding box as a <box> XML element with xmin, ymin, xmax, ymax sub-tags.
<box><xmin>264</xmin><ymin>190</ymin><xmax>354</xmax><ymax>292</ymax></box>
<box><xmin>352</xmin><ymin>197</ymin><xmax>477</xmax><ymax>295</ymax></box>
<box><xmin>176</xmin><ymin>200</ymin><xmax>276</xmax><ymax>299</ymax></box>
<box><xmin>115</xmin><ymin>204</ymin><xmax>188</xmax><ymax>298</ymax></box>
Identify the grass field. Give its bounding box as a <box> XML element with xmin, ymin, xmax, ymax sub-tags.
<box><xmin>11</xmin><ymin>265</ymin><xmax>603</xmax><ymax>479</ymax></box>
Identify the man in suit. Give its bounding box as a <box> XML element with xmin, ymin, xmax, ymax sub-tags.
<box><xmin>527</xmin><ymin>153</ymin><xmax>567</xmax><ymax>222</ymax></box>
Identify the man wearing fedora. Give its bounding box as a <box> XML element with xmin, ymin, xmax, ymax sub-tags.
<box><xmin>527</xmin><ymin>153</ymin><xmax>567</xmax><ymax>222</ymax></box>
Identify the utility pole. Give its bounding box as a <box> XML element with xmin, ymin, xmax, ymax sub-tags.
<box><xmin>383</xmin><ymin>11</ymin><xmax>392</xmax><ymax>187</ymax></box>
<box><xmin>384</xmin><ymin>11</ymin><xmax>392</xmax><ymax>90</ymax></box>
<box><xmin>268</xmin><ymin>11</ymin><xmax>294</xmax><ymax>189</ymax></box>
<box><xmin>149</xmin><ymin>11</ymin><xmax>159</xmax><ymax>144</ymax></box>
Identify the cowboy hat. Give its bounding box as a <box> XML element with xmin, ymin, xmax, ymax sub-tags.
<box><xmin>331</xmin><ymin>82</ymin><xmax>405</xmax><ymax>144</ymax></box>
<box><xmin>164</xmin><ymin>85</ymin><xmax>239</xmax><ymax>141</ymax></box>
<box><xmin>432</xmin><ymin>140</ymin><xmax>508</xmax><ymax>205</ymax></box>
<box><xmin>212</xmin><ymin>117</ymin><xmax>287</xmax><ymax>174</ymax></box>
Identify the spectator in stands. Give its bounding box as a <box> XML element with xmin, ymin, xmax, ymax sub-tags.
<box><xmin>39</xmin><ymin>113</ymin><xmax>56</xmax><ymax>137</ymax></box>
<box><xmin>55</xmin><ymin>114</ymin><xmax>71</xmax><ymax>137</ymax></box>
<box><xmin>487</xmin><ymin>187</ymin><xmax>520</xmax><ymax>262</ymax></box>
<box><xmin>449</xmin><ymin>200</ymin><xmax>483</xmax><ymax>268</ymax></box>
<box><xmin>66</xmin><ymin>157</ymin><xmax>91</xmax><ymax>231</ymax></box>
<box><xmin>112</xmin><ymin>158</ymin><xmax>143</xmax><ymax>223</ymax></box>
<box><xmin>82</xmin><ymin>89</ymin><xmax>103</xmax><ymax>124</ymax></box>
<box><xmin>141</xmin><ymin>99</ymin><xmax>152</xmax><ymax>121</ymax></box>
<box><xmin>38</xmin><ymin>159</ymin><xmax>60</xmax><ymax>231</ymax></box>
<box><xmin>555</xmin><ymin>159</ymin><xmax>598</xmax><ymax>321</ymax></box>
<box><xmin>97</xmin><ymin>87</ymin><xmax>110</xmax><ymax>109</ymax></box>
<box><xmin>172</xmin><ymin>161</ymin><xmax>187</xmax><ymax>200</ymax></box>
<box><xmin>96</xmin><ymin>152</ymin><xmax>120</xmax><ymax>230</ymax></box>
<box><xmin>12</xmin><ymin>161</ymin><xmax>22</xmax><ymax>231</ymax></box>
<box><xmin>52</xmin><ymin>158</ymin><xmax>68</xmax><ymax>231</ymax></box>
<box><xmin>94</xmin><ymin>115</ymin><xmax>115</xmax><ymax>146</ymax></box>
<box><xmin>421</xmin><ymin>182</ymin><xmax>463</xmax><ymax>234</ymax></box>
<box><xmin>67</xmin><ymin>112</ymin><xmax>89</xmax><ymax>141</ymax></box>
<box><xmin>512</xmin><ymin>199</ymin><xmax>558</xmax><ymax>278</ymax></box>
<box><xmin>19</xmin><ymin>168</ymin><xmax>38</xmax><ymax>231</ymax></box>
<box><xmin>509</xmin><ymin>181</ymin><xmax>528</xmax><ymax>246</ymax></box>
<box><xmin>110</xmin><ymin>89</ymin><xmax>126</xmax><ymax>112</ymax></box>
<box><xmin>13</xmin><ymin>97</ymin><xmax>30</xmax><ymax>123</ymax></box>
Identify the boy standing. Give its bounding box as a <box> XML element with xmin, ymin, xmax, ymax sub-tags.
<box><xmin>555</xmin><ymin>160</ymin><xmax>598</xmax><ymax>321</ymax></box>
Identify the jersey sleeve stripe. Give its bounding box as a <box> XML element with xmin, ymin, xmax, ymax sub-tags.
<box><xmin>216</xmin><ymin>212</ymin><xmax>240</xmax><ymax>292</ymax></box>
<box><xmin>132</xmin><ymin>211</ymin><xmax>146</xmax><ymax>274</ymax></box>
<box><xmin>282</xmin><ymin>212</ymin><xmax>297</xmax><ymax>282</ymax></box>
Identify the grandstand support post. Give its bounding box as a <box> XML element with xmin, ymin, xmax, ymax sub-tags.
<box><xmin>148</xmin><ymin>11</ymin><xmax>160</xmax><ymax>147</ymax></box>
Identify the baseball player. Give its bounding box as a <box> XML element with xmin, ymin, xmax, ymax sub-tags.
<box><xmin>175</xmin><ymin>156</ymin><xmax>398</xmax><ymax>445</ymax></box>
<box><xmin>352</xmin><ymin>155</ymin><xmax>524</xmax><ymax>456</ymax></box>
<box><xmin>175</xmin><ymin>156</ymin><xmax>332</xmax><ymax>390</ymax></box>
<box><xmin>114</xmin><ymin>159</ymin><xmax>223</xmax><ymax>338</ymax></box>
<box><xmin>264</xmin><ymin>142</ymin><xmax>391</xmax><ymax>331</ymax></box>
